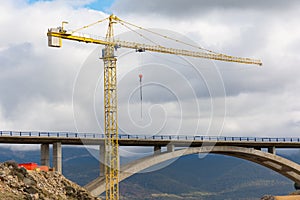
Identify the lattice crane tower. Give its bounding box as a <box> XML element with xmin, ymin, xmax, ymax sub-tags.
<box><xmin>47</xmin><ymin>14</ymin><xmax>262</xmax><ymax>200</ymax></box>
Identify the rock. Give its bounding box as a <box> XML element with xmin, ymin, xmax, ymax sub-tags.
<box><xmin>0</xmin><ymin>172</ymin><xmax>5</xmax><ymax>181</ymax></box>
<box><xmin>4</xmin><ymin>160</ymin><xmax>18</xmax><ymax>169</ymax></box>
<box><xmin>0</xmin><ymin>162</ymin><xmax>101</xmax><ymax>200</ymax></box>
<box><xmin>32</xmin><ymin>193</ymin><xmax>39</xmax><ymax>200</ymax></box>
<box><xmin>15</xmin><ymin>171</ymin><xmax>25</xmax><ymax>181</ymax></box>
<box><xmin>18</xmin><ymin>166</ymin><xmax>28</xmax><ymax>176</ymax></box>
<box><xmin>43</xmin><ymin>173</ymin><xmax>49</xmax><ymax>179</ymax></box>
<box><xmin>23</xmin><ymin>177</ymin><xmax>36</xmax><ymax>186</ymax></box>
<box><xmin>24</xmin><ymin>186</ymin><xmax>39</xmax><ymax>194</ymax></box>
<box><xmin>25</xmin><ymin>193</ymin><xmax>39</xmax><ymax>200</ymax></box>
<box><xmin>64</xmin><ymin>186</ymin><xmax>76</xmax><ymax>196</ymax></box>
<box><xmin>261</xmin><ymin>195</ymin><xmax>275</xmax><ymax>200</ymax></box>
<box><xmin>290</xmin><ymin>190</ymin><xmax>300</xmax><ymax>195</ymax></box>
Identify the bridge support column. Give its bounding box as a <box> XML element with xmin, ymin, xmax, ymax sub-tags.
<box><xmin>41</xmin><ymin>144</ymin><xmax>50</xmax><ymax>167</ymax></box>
<box><xmin>154</xmin><ymin>146</ymin><xmax>161</xmax><ymax>155</ymax></box>
<box><xmin>294</xmin><ymin>182</ymin><xmax>300</xmax><ymax>190</ymax></box>
<box><xmin>268</xmin><ymin>146</ymin><xmax>276</xmax><ymax>155</ymax></box>
<box><xmin>167</xmin><ymin>144</ymin><xmax>175</xmax><ymax>152</ymax></box>
<box><xmin>254</xmin><ymin>147</ymin><xmax>261</xmax><ymax>151</ymax></box>
<box><xmin>100</xmin><ymin>145</ymin><xmax>105</xmax><ymax>177</ymax></box>
<box><xmin>53</xmin><ymin>142</ymin><xmax>62</xmax><ymax>173</ymax></box>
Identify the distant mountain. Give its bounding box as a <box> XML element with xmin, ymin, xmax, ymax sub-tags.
<box><xmin>120</xmin><ymin>155</ymin><xmax>294</xmax><ymax>200</ymax></box>
<box><xmin>0</xmin><ymin>146</ymin><xmax>298</xmax><ymax>199</ymax></box>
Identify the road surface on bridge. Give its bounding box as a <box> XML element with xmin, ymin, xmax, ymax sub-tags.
<box><xmin>0</xmin><ymin>131</ymin><xmax>300</xmax><ymax>148</ymax></box>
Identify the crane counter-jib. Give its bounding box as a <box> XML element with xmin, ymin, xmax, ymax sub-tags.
<box><xmin>47</xmin><ymin>29</ymin><xmax>262</xmax><ymax>66</ymax></box>
<box><xmin>47</xmin><ymin>29</ymin><xmax>110</xmax><ymax>47</ymax></box>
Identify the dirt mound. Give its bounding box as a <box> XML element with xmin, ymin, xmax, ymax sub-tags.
<box><xmin>0</xmin><ymin>161</ymin><xmax>101</xmax><ymax>200</ymax></box>
<box><xmin>261</xmin><ymin>194</ymin><xmax>300</xmax><ymax>200</ymax></box>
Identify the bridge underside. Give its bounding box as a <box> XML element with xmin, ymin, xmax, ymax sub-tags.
<box><xmin>85</xmin><ymin>146</ymin><xmax>300</xmax><ymax>197</ymax></box>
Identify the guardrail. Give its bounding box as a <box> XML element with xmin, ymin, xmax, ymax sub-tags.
<box><xmin>0</xmin><ymin>131</ymin><xmax>104</xmax><ymax>139</ymax></box>
<box><xmin>1</xmin><ymin>131</ymin><xmax>300</xmax><ymax>143</ymax></box>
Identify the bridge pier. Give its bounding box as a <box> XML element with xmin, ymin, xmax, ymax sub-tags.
<box><xmin>40</xmin><ymin>144</ymin><xmax>50</xmax><ymax>167</ymax></box>
<box><xmin>167</xmin><ymin>144</ymin><xmax>175</xmax><ymax>152</ymax></box>
<box><xmin>53</xmin><ymin>142</ymin><xmax>62</xmax><ymax>173</ymax></box>
<box><xmin>268</xmin><ymin>146</ymin><xmax>276</xmax><ymax>155</ymax></box>
<box><xmin>294</xmin><ymin>182</ymin><xmax>300</xmax><ymax>190</ymax></box>
<box><xmin>100</xmin><ymin>145</ymin><xmax>105</xmax><ymax>177</ymax></box>
<box><xmin>154</xmin><ymin>146</ymin><xmax>161</xmax><ymax>155</ymax></box>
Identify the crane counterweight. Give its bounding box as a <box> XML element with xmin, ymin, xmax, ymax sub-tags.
<box><xmin>48</xmin><ymin>28</ymin><xmax>62</xmax><ymax>47</ymax></box>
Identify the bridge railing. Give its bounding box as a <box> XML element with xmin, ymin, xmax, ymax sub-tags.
<box><xmin>1</xmin><ymin>131</ymin><xmax>300</xmax><ymax>143</ymax></box>
<box><xmin>0</xmin><ymin>131</ymin><xmax>106</xmax><ymax>139</ymax></box>
<box><xmin>118</xmin><ymin>134</ymin><xmax>300</xmax><ymax>143</ymax></box>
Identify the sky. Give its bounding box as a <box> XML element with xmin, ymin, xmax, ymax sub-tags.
<box><xmin>1</xmin><ymin>0</ymin><xmax>300</xmax><ymax>141</ymax></box>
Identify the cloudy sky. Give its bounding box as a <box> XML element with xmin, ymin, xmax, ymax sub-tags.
<box><xmin>1</xmin><ymin>0</ymin><xmax>300</xmax><ymax>139</ymax></box>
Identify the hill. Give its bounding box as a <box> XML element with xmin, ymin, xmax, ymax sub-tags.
<box><xmin>120</xmin><ymin>155</ymin><xmax>294</xmax><ymax>200</ymax></box>
<box><xmin>0</xmin><ymin>146</ymin><xmax>298</xmax><ymax>199</ymax></box>
<box><xmin>0</xmin><ymin>161</ymin><xmax>100</xmax><ymax>200</ymax></box>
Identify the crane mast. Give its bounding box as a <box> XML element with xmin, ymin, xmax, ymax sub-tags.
<box><xmin>47</xmin><ymin>14</ymin><xmax>262</xmax><ymax>200</ymax></box>
<box><xmin>103</xmin><ymin>15</ymin><xmax>119</xmax><ymax>200</ymax></box>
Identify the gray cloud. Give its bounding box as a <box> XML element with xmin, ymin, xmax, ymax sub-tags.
<box><xmin>111</xmin><ymin>0</ymin><xmax>298</xmax><ymax>17</ymax></box>
<box><xmin>0</xmin><ymin>43</ymin><xmax>76</xmax><ymax>118</ymax></box>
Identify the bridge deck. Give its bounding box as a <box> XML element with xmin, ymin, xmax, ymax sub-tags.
<box><xmin>0</xmin><ymin>131</ymin><xmax>300</xmax><ymax>148</ymax></box>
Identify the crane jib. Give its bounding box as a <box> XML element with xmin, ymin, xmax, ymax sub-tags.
<box><xmin>48</xmin><ymin>30</ymin><xmax>262</xmax><ymax>66</ymax></box>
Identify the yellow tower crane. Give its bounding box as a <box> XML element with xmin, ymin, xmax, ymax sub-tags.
<box><xmin>47</xmin><ymin>14</ymin><xmax>262</xmax><ymax>200</ymax></box>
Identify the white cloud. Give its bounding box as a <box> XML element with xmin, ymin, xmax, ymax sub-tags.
<box><xmin>1</xmin><ymin>0</ymin><xmax>300</xmax><ymax>144</ymax></box>
<box><xmin>109</xmin><ymin>1</ymin><xmax>300</xmax><ymax>138</ymax></box>
<box><xmin>0</xmin><ymin>0</ymin><xmax>107</xmax><ymax>132</ymax></box>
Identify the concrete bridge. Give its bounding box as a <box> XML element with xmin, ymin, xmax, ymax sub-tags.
<box><xmin>85</xmin><ymin>146</ymin><xmax>300</xmax><ymax>196</ymax></box>
<box><xmin>1</xmin><ymin>131</ymin><xmax>300</xmax><ymax>196</ymax></box>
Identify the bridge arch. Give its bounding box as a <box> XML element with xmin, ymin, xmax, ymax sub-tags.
<box><xmin>85</xmin><ymin>146</ymin><xmax>300</xmax><ymax>196</ymax></box>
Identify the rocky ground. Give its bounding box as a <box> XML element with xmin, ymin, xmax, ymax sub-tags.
<box><xmin>261</xmin><ymin>191</ymin><xmax>300</xmax><ymax>200</ymax></box>
<box><xmin>0</xmin><ymin>161</ymin><xmax>101</xmax><ymax>200</ymax></box>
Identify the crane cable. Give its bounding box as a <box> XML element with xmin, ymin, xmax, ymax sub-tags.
<box><xmin>116</xmin><ymin>18</ymin><xmax>221</xmax><ymax>55</ymax></box>
<box><xmin>71</xmin><ymin>17</ymin><xmax>110</xmax><ymax>34</ymax></box>
<box><xmin>68</xmin><ymin>15</ymin><xmax>224</xmax><ymax>57</ymax></box>
<box><xmin>139</xmin><ymin>74</ymin><xmax>143</xmax><ymax>119</ymax></box>
<box><xmin>117</xmin><ymin>21</ymin><xmax>160</xmax><ymax>47</ymax></box>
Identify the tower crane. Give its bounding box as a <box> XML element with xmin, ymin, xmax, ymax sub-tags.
<box><xmin>47</xmin><ymin>14</ymin><xmax>262</xmax><ymax>200</ymax></box>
